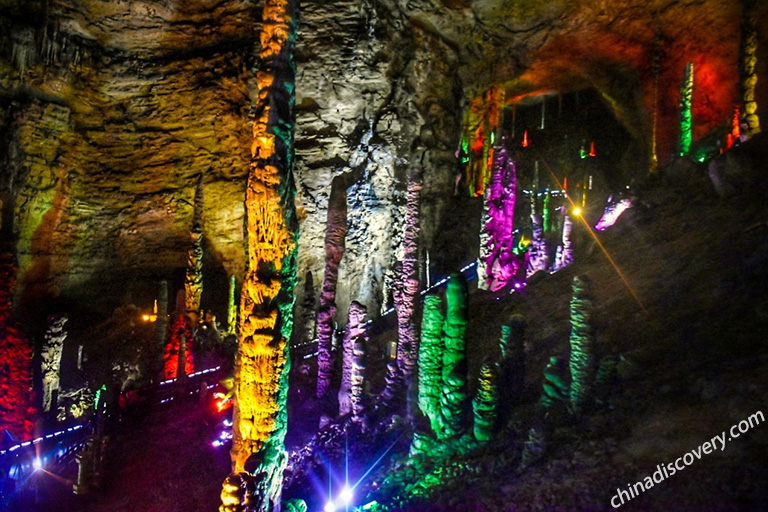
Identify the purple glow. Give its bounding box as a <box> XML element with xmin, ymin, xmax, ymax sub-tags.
<box><xmin>483</xmin><ymin>138</ymin><xmax>520</xmax><ymax>291</ymax></box>
<box><xmin>595</xmin><ymin>198</ymin><xmax>633</xmax><ymax>231</ymax></box>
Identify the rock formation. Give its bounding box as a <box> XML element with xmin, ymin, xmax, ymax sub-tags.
<box><xmin>338</xmin><ymin>301</ymin><xmax>367</xmax><ymax>419</ymax></box>
<box><xmin>42</xmin><ymin>313</ymin><xmax>67</xmax><ymax>413</ymax></box>
<box><xmin>185</xmin><ymin>174</ymin><xmax>204</xmax><ymax>322</ymax></box>
<box><xmin>741</xmin><ymin>0</ymin><xmax>761</xmax><ymax>136</ymax></box>
<box><xmin>540</xmin><ymin>356</ymin><xmax>569</xmax><ymax>409</ymax></box>
<box><xmin>316</xmin><ymin>177</ymin><xmax>347</xmax><ymax>400</ymax></box>
<box><xmin>392</xmin><ymin>170</ymin><xmax>422</xmax><ymax>391</ymax></box>
<box><xmin>498</xmin><ymin>315</ymin><xmax>526</xmax><ymax>421</ymax></box>
<box><xmin>0</xmin><ymin>252</ymin><xmax>33</xmax><ymax>442</ymax></box>
<box><xmin>417</xmin><ymin>294</ymin><xmax>445</xmax><ymax>435</ymax></box>
<box><xmin>569</xmin><ymin>276</ymin><xmax>596</xmax><ymax>414</ymax></box>
<box><xmin>439</xmin><ymin>274</ymin><xmax>468</xmax><ymax>439</ymax></box>
<box><xmin>679</xmin><ymin>62</ymin><xmax>694</xmax><ymax>157</ymax></box>
<box><xmin>227</xmin><ymin>0</ymin><xmax>299</xmax><ymax>509</ymax></box>
<box><xmin>227</xmin><ymin>274</ymin><xmax>237</xmax><ymax>335</ymax></box>
<box><xmin>472</xmin><ymin>360</ymin><xmax>499</xmax><ymax>442</ymax></box>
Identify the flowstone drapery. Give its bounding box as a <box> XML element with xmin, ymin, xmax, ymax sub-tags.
<box><xmin>338</xmin><ymin>301</ymin><xmax>367</xmax><ymax>420</ymax></box>
<box><xmin>225</xmin><ymin>0</ymin><xmax>300</xmax><ymax>508</ymax></box>
<box><xmin>439</xmin><ymin>274</ymin><xmax>468</xmax><ymax>439</ymax></box>
<box><xmin>417</xmin><ymin>294</ymin><xmax>444</xmax><ymax>435</ymax></box>
<box><xmin>569</xmin><ymin>276</ymin><xmax>596</xmax><ymax>413</ymax></box>
<box><xmin>316</xmin><ymin>178</ymin><xmax>347</xmax><ymax>400</ymax></box>
<box><xmin>42</xmin><ymin>313</ymin><xmax>67</xmax><ymax>413</ymax></box>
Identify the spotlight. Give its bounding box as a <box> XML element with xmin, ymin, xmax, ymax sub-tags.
<box><xmin>324</xmin><ymin>501</ymin><xmax>336</xmax><ymax>512</ymax></box>
<box><xmin>573</xmin><ymin>207</ymin><xmax>582</xmax><ymax>216</ymax></box>
<box><xmin>33</xmin><ymin>457</ymin><xmax>42</xmax><ymax>470</ymax></box>
<box><xmin>340</xmin><ymin>485</ymin><xmax>353</xmax><ymax>505</ymax></box>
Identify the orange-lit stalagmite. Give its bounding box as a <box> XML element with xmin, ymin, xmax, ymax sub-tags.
<box><xmin>223</xmin><ymin>0</ymin><xmax>300</xmax><ymax>510</ymax></box>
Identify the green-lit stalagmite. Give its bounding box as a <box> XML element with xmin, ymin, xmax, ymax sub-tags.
<box><xmin>224</xmin><ymin>0</ymin><xmax>300</xmax><ymax>509</ymax></box>
<box><xmin>473</xmin><ymin>361</ymin><xmax>499</xmax><ymax>441</ymax></box>
<box><xmin>679</xmin><ymin>62</ymin><xmax>694</xmax><ymax>157</ymax></box>
<box><xmin>417</xmin><ymin>294</ymin><xmax>444</xmax><ymax>434</ymax></box>
<box><xmin>439</xmin><ymin>274</ymin><xmax>468</xmax><ymax>439</ymax></box>
<box><xmin>569</xmin><ymin>276</ymin><xmax>596</xmax><ymax>413</ymax></box>
<box><xmin>540</xmin><ymin>356</ymin><xmax>568</xmax><ymax>409</ymax></box>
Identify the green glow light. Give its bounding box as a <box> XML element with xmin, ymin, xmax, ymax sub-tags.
<box><xmin>679</xmin><ymin>62</ymin><xmax>694</xmax><ymax>156</ymax></box>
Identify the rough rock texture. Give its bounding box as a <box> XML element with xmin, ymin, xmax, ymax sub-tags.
<box><xmin>185</xmin><ymin>173</ymin><xmax>204</xmax><ymax>319</ymax></box>
<box><xmin>338</xmin><ymin>300</ymin><xmax>367</xmax><ymax>418</ymax></box>
<box><xmin>472</xmin><ymin>360</ymin><xmax>498</xmax><ymax>442</ymax></box>
<box><xmin>1</xmin><ymin>0</ymin><xmax>766</xmax><ymax>336</ymax></box>
<box><xmin>439</xmin><ymin>274</ymin><xmax>468</xmax><ymax>439</ymax></box>
<box><xmin>417</xmin><ymin>294</ymin><xmax>445</xmax><ymax>435</ymax></box>
<box><xmin>41</xmin><ymin>312</ymin><xmax>67</xmax><ymax>412</ymax></box>
<box><xmin>568</xmin><ymin>275</ymin><xmax>596</xmax><ymax>414</ymax></box>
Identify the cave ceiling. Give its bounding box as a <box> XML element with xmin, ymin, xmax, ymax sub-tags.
<box><xmin>0</xmin><ymin>0</ymin><xmax>765</xmax><ymax>320</ymax></box>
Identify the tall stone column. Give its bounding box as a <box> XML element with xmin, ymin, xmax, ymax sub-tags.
<box><xmin>741</xmin><ymin>0</ymin><xmax>761</xmax><ymax>136</ymax></box>
<box><xmin>337</xmin><ymin>301</ymin><xmax>367</xmax><ymax>421</ymax></box>
<box><xmin>439</xmin><ymin>274</ymin><xmax>468</xmax><ymax>439</ymax></box>
<box><xmin>569</xmin><ymin>276</ymin><xmax>596</xmax><ymax>414</ymax></box>
<box><xmin>316</xmin><ymin>177</ymin><xmax>347</xmax><ymax>400</ymax></box>
<box><xmin>185</xmin><ymin>174</ymin><xmax>204</xmax><ymax>322</ymax></box>
<box><xmin>392</xmin><ymin>169</ymin><xmax>422</xmax><ymax>385</ymax></box>
<box><xmin>225</xmin><ymin>0</ymin><xmax>300</xmax><ymax>509</ymax></box>
<box><xmin>417</xmin><ymin>294</ymin><xmax>444</xmax><ymax>435</ymax></box>
<box><xmin>227</xmin><ymin>274</ymin><xmax>237</xmax><ymax>335</ymax></box>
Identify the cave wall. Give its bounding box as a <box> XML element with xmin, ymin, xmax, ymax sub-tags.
<box><xmin>1</xmin><ymin>0</ymin><xmax>766</xmax><ymax>335</ymax></box>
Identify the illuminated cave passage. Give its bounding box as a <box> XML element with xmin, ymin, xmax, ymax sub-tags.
<box><xmin>1</xmin><ymin>1</ymin><xmax>768</xmax><ymax>511</ymax></box>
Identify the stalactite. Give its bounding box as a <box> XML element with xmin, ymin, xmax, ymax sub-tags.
<box><xmin>498</xmin><ymin>315</ymin><xmax>526</xmax><ymax>421</ymax></box>
<box><xmin>186</xmin><ymin>174</ymin><xmax>205</xmax><ymax>321</ymax></box>
<box><xmin>740</xmin><ymin>0</ymin><xmax>761</xmax><ymax>136</ymax></box>
<box><xmin>316</xmin><ymin>178</ymin><xmax>348</xmax><ymax>400</ymax></box>
<box><xmin>481</xmin><ymin>137</ymin><xmax>519</xmax><ymax>291</ymax></box>
<box><xmin>439</xmin><ymin>274</ymin><xmax>468</xmax><ymax>439</ymax></box>
<box><xmin>679</xmin><ymin>62</ymin><xmax>694</xmax><ymax>157</ymax></box>
<box><xmin>472</xmin><ymin>361</ymin><xmax>499</xmax><ymax>442</ymax></box>
<box><xmin>0</xmin><ymin>252</ymin><xmax>33</xmax><ymax>442</ymax></box>
<box><xmin>392</xmin><ymin>169</ymin><xmax>422</xmax><ymax>394</ymax></box>
<box><xmin>569</xmin><ymin>276</ymin><xmax>596</xmax><ymax>414</ymax></box>
<box><xmin>417</xmin><ymin>294</ymin><xmax>444</xmax><ymax>435</ymax></box>
<box><xmin>42</xmin><ymin>313</ymin><xmax>67</xmax><ymax>413</ymax></box>
<box><xmin>227</xmin><ymin>274</ymin><xmax>237</xmax><ymax>335</ymax></box>
<box><xmin>463</xmin><ymin>85</ymin><xmax>505</xmax><ymax>196</ymax></box>
<box><xmin>225</xmin><ymin>0</ymin><xmax>299</xmax><ymax>508</ymax></box>
<box><xmin>338</xmin><ymin>301</ymin><xmax>367</xmax><ymax>418</ymax></box>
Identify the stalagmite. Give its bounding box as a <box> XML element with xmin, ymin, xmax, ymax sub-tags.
<box><xmin>741</xmin><ymin>0</ymin><xmax>761</xmax><ymax>136</ymax></box>
<box><xmin>439</xmin><ymin>274</ymin><xmax>468</xmax><ymax>439</ymax></box>
<box><xmin>569</xmin><ymin>276</ymin><xmax>596</xmax><ymax>414</ymax></box>
<box><xmin>297</xmin><ymin>271</ymin><xmax>316</xmax><ymax>346</ymax></box>
<box><xmin>225</xmin><ymin>0</ymin><xmax>300</xmax><ymax>508</ymax></box>
<box><xmin>338</xmin><ymin>301</ymin><xmax>367</xmax><ymax>419</ymax></box>
<box><xmin>498</xmin><ymin>315</ymin><xmax>526</xmax><ymax>420</ymax></box>
<box><xmin>186</xmin><ymin>174</ymin><xmax>205</xmax><ymax>321</ymax></box>
<box><xmin>540</xmin><ymin>356</ymin><xmax>568</xmax><ymax>409</ymax></box>
<box><xmin>164</xmin><ymin>291</ymin><xmax>194</xmax><ymax>379</ymax></box>
<box><xmin>42</xmin><ymin>313</ymin><xmax>67</xmax><ymax>413</ymax></box>
<box><xmin>481</xmin><ymin>138</ymin><xmax>519</xmax><ymax>291</ymax></box>
<box><xmin>417</xmin><ymin>294</ymin><xmax>444</xmax><ymax>434</ymax></box>
<box><xmin>227</xmin><ymin>274</ymin><xmax>237</xmax><ymax>335</ymax></box>
<box><xmin>392</xmin><ymin>169</ymin><xmax>422</xmax><ymax>391</ymax></box>
<box><xmin>0</xmin><ymin>252</ymin><xmax>33</xmax><ymax>441</ymax></box>
<box><xmin>554</xmin><ymin>212</ymin><xmax>574</xmax><ymax>271</ymax></box>
<box><xmin>679</xmin><ymin>62</ymin><xmax>694</xmax><ymax>157</ymax></box>
<box><xmin>527</xmin><ymin>214</ymin><xmax>549</xmax><ymax>277</ymax></box>
<box><xmin>155</xmin><ymin>280</ymin><xmax>168</xmax><ymax>375</ymax></box>
<box><xmin>316</xmin><ymin>177</ymin><xmax>348</xmax><ymax>400</ymax></box>
<box><xmin>473</xmin><ymin>361</ymin><xmax>499</xmax><ymax>442</ymax></box>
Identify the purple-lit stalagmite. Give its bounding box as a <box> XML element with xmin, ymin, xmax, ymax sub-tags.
<box><xmin>338</xmin><ymin>301</ymin><xmax>367</xmax><ymax>420</ymax></box>
<box><xmin>480</xmin><ymin>138</ymin><xmax>519</xmax><ymax>291</ymax></box>
<box><xmin>391</xmin><ymin>169</ymin><xmax>422</xmax><ymax>392</ymax></box>
<box><xmin>316</xmin><ymin>177</ymin><xmax>347</xmax><ymax>400</ymax></box>
<box><xmin>222</xmin><ymin>0</ymin><xmax>300</xmax><ymax>509</ymax></box>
